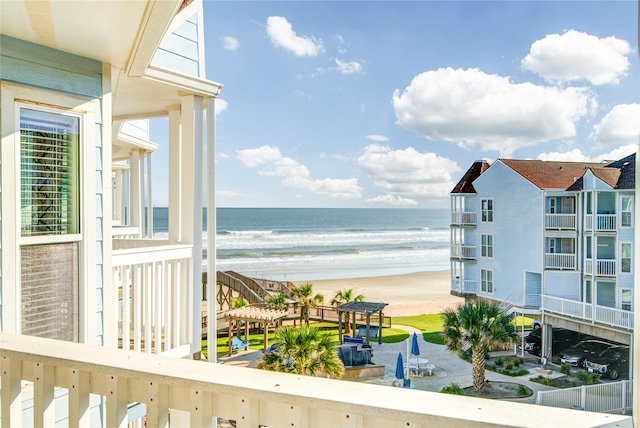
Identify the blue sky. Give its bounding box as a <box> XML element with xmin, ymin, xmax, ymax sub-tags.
<box><xmin>152</xmin><ymin>1</ymin><xmax>639</xmax><ymax>208</ymax></box>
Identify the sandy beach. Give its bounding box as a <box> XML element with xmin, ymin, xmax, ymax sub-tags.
<box><xmin>297</xmin><ymin>270</ymin><xmax>464</xmax><ymax>317</ymax></box>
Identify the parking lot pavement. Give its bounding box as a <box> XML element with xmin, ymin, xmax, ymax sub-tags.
<box><xmin>218</xmin><ymin>325</ymin><xmax>560</xmax><ymax>404</ymax></box>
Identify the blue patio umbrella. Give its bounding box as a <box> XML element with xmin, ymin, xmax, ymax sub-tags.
<box><xmin>395</xmin><ymin>352</ymin><xmax>404</xmax><ymax>380</ymax></box>
<box><xmin>411</xmin><ymin>332</ymin><xmax>420</xmax><ymax>357</ymax></box>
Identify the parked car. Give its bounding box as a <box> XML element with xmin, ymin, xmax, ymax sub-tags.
<box><xmin>524</xmin><ymin>327</ymin><xmax>585</xmax><ymax>358</ymax></box>
<box><xmin>558</xmin><ymin>339</ymin><xmax>615</xmax><ymax>368</ymax></box>
<box><xmin>584</xmin><ymin>346</ymin><xmax>630</xmax><ymax>380</ymax></box>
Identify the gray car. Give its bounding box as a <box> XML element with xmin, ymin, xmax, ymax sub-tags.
<box><xmin>558</xmin><ymin>339</ymin><xmax>615</xmax><ymax>368</ymax></box>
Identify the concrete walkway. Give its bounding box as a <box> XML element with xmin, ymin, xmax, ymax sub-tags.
<box><xmin>217</xmin><ymin>324</ymin><xmax>560</xmax><ymax>405</ymax></box>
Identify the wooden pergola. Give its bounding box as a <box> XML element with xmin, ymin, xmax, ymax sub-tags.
<box><xmin>225</xmin><ymin>306</ymin><xmax>289</xmax><ymax>356</ymax></box>
<box><xmin>335</xmin><ymin>301</ymin><xmax>388</xmax><ymax>345</ymax></box>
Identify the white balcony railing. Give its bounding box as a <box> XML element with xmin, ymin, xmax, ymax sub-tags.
<box><xmin>596</xmin><ymin>214</ymin><xmax>617</xmax><ymax>231</ymax></box>
<box><xmin>112</xmin><ymin>243</ymin><xmax>193</xmax><ymax>355</ymax></box>
<box><xmin>544</xmin><ymin>253</ymin><xmax>576</xmax><ymax>270</ymax></box>
<box><xmin>0</xmin><ymin>333</ymin><xmax>630</xmax><ymax>428</ymax></box>
<box><xmin>112</xmin><ymin>226</ymin><xmax>142</xmax><ymax>238</ymax></box>
<box><xmin>451</xmin><ymin>211</ymin><xmax>477</xmax><ymax>225</ymax></box>
<box><xmin>584</xmin><ymin>258</ymin><xmax>617</xmax><ymax>276</ymax></box>
<box><xmin>450</xmin><ymin>245</ymin><xmax>476</xmax><ymax>259</ymax></box>
<box><xmin>451</xmin><ymin>278</ymin><xmax>477</xmax><ymax>294</ymax></box>
<box><xmin>545</xmin><ymin>214</ymin><xmax>576</xmax><ymax>229</ymax></box>
<box><xmin>543</xmin><ymin>295</ymin><xmax>634</xmax><ymax>330</ymax></box>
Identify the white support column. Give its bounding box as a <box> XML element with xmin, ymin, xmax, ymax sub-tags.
<box><xmin>168</xmin><ymin>106</ymin><xmax>182</xmax><ymax>243</ymax></box>
<box><xmin>146</xmin><ymin>152</ymin><xmax>154</xmax><ymax>238</ymax></box>
<box><xmin>180</xmin><ymin>94</ymin><xmax>204</xmax><ymax>356</ymax></box>
<box><xmin>206</xmin><ymin>97</ymin><xmax>216</xmax><ymax>362</ymax></box>
<box><xmin>113</xmin><ymin>171</ymin><xmax>121</xmax><ymax>224</ymax></box>
<box><xmin>130</xmin><ymin>149</ymin><xmax>143</xmax><ymax>238</ymax></box>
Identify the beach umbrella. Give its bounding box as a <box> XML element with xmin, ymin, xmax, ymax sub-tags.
<box><xmin>395</xmin><ymin>352</ymin><xmax>404</xmax><ymax>380</ymax></box>
<box><xmin>411</xmin><ymin>332</ymin><xmax>420</xmax><ymax>357</ymax></box>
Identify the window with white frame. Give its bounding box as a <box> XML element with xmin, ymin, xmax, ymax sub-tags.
<box><xmin>481</xmin><ymin>199</ymin><xmax>493</xmax><ymax>222</ymax></box>
<box><xmin>18</xmin><ymin>106</ymin><xmax>82</xmax><ymax>342</ymax></box>
<box><xmin>621</xmin><ymin>196</ymin><xmax>633</xmax><ymax>227</ymax></box>
<box><xmin>621</xmin><ymin>289</ymin><xmax>632</xmax><ymax>311</ymax></box>
<box><xmin>481</xmin><ymin>234</ymin><xmax>493</xmax><ymax>258</ymax></box>
<box><xmin>481</xmin><ymin>269</ymin><xmax>493</xmax><ymax>293</ymax></box>
<box><xmin>20</xmin><ymin>108</ymin><xmax>80</xmax><ymax>236</ymax></box>
<box><xmin>621</xmin><ymin>243</ymin><xmax>632</xmax><ymax>273</ymax></box>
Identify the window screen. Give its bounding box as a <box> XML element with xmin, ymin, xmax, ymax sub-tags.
<box><xmin>20</xmin><ymin>108</ymin><xmax>80</xmax><ymax>236</ymax></box>
<box><xmin>21</xmin><ymin>243</ymin><xmax>79</xmax><ymax>341</ymax></box>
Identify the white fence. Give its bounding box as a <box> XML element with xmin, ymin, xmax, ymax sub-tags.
<box><xmin>542</xmin><ymin>295</ymin><xmax>634</xmax><ymax>330</ymax></box>
<box><xmin>451</xmin><ymin>245</ymin><xmax>476</xmax><ymax>259</ymax></box>
<box><xmin>536</xmin><ymin>380</ymin><xmax>633</xmax><ymax>414</ymax></box>
<box><xmin>112</xmin><ymin>243</ymin><xmax>193</xmax><ymax>355</ymax></box>
<box><xmin>545</xmin><ymin>253</ymin><xmax>576</xmax><ymax>270</ymax></box>
<box><xmin>451</xmin><ymin>278</ymin><xmax>477</xmax><ymax>294</ymax></box>
<box><xmin>451</xmin><ymin>211</ymin><xmax>477</xmax><ymax>225</ymax></box>
<box><xmin>545</xmin><ymin>214</ymin><xmax>576</xmax><ymax>229</ymax></box>
<box><xmin>0</xmin><ymin>333</ymin><xmax>632</xmax><ymax>428</ymax></box>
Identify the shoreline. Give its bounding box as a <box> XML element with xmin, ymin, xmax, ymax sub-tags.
<box><xmin>295</xmin><ymin>270</ymin><xmax>465</xmax><ymax>317</ymax></box>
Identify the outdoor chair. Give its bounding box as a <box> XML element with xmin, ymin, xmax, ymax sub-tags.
<box><xmin>356</xmin><ymin>327</ymin><xmax>379</xmax><ymax>340</ymax></box>
<box><xmin>231</xmin><ymin>336</ymin><xmax>250</xmax><ymax>351</ymax></box>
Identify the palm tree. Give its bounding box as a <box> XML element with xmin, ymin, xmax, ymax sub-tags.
<box><xmin>266</xmin><ymin>292</ymin><xmax>288</xmax><ymax>311</ymax></box>
<box><xmin>442</xmin><ymin>300</ymin><xmax>518</xmax><ymax>392</ymax></box>
<box><xmin>256</xmin><ymin>325</ymin><xmax>345</xmax><ymax>378</ymax></box>
<box><xmin>330</xmin><ymin>288</ymin><xmax>364</xmax><ymax>336</ymax></box>
<box><xmin>290</xmin><ymin>283</ymin><xmax>324</xmax><ymax>325</ymax></box>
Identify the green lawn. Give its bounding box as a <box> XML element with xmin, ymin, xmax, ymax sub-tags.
<box><xmin>204</xmin><ymin>315</ymin><xmax>536</xmax><ymax>357</ymax></box>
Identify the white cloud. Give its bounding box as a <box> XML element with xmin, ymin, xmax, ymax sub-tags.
<box><xmin>236</xmin><ymin>145</ymin><xmax>361</xmax><ymax>198</ymax></box>
<box><xmin>366</xmin><ymin>135</ymin><xmax>389</xmax><ymax>142</ymax></box>
<box><xmin>522</xmin><ymin>30</ymin><xmax>631</xmax><ymax>85</ymax></box>
<box><xmin>218</xmin><ymin>152</ymin><xmax>230</xmax><ymax>159</ymax></box>
<box><xmin>536</xmin><ymin>144</ymin><xmax>637</xmax><ymax>163</ymax></box>
<box><xmin>536</xmin><ymin>149</ymin><xmax>593</xmax><ymax>162</ymax></box>
<box><xmin>366</xmin><ymin>194</ymin><xmax>418</xmax><ymax>206</ymax></box>
<box><xmin>392</xmin><ymin>67</ymin><xmax>593</xmax><ymax>157</ymax></box>
<box><xmin>357</xmin><ymin>144</ymin><xmax>461</xmax><ymax>200</ymax></box>
<box><xmin>222</xmin><ymin>36</ymin><xmax>239</xmax><ymax>51</ymax></box>
<box><xmin>590</xmin><ymin>104</ymin><xmax>640</xmax><ymax>146</ymax></box>
<box><xmin>335</xmin><ymin>58</ymin><xmax>362</xmax><ymax>74</ymax></box>
<box><xmin>215</xmin><ymin>99</ymin><xmax>228</xmax><ymax>116</ymax></box>
<box><xmin>266</xmin><ymin>16</ymin><xmax>323</xmax><ymax>57</ymax></box>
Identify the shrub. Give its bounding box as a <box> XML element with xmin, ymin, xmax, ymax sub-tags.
<box><xmin>495</xmin><ymin>356</ymin><xmax>504</xmax><ymax>366</ymax></box>
<box><xmin>517</xmin><ymin>385</ymin><xmax>529</xmax><ymax>396</ymax></box>
<box><xmin>514</xmin><ymin>368</ymin><xmax>529</xmax><ymax>376</ymax></box>
<box><xmin>505</xmin><ymin>361</ymin><xmax>514</xmax><ymax>370</ymax></box>
<box><xmin>560</xmin><ymin>363</ymin><xmax>571</xmax><ymax>375</ymax></box>
<box><xmin>512</xmin><ymin>358</ymin><xmax>521</xmax><ymax>367</ymax></box>
<box><xmin>575</xmin><ymin>370</ymin><xmax>589</xmax><ymax>382</ymax></box>
<box><xmin>441</xmin><ymin>384</ymin><xmax>464</xmax><ymax>395</ymax></box>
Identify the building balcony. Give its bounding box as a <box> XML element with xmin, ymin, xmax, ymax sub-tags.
<box><xmin>542</xmin><ymin>295</ymin><xmax>634</xmax><ymax>330</ymax></box>
<box><xmin>450</xmin><ymin>278</ymin><xmax>477</xmax><ymax>295</ymax></box>
<box><xmin>584</xmin><ymin>214</ymin><xmax>617</xmax><ymax>232</ymax></box>
<box><xmin>2</xmin><ymin>333</ymin><xmax>628</xmax><ymax>428</ymax></box>
<box><xmin>450</xmin><ymin>211</ymin><xmax>477</xmax><ymax>226</ymax></box>
<box><xmin>544</xmin><ymin>253</ymin><xmax>576</xmax><ymax>270</ymax></box>
<box><xmin>112</xmin><ymin>240</ymin><xmax>194</xmax><ymax>356</ymax></box>
<box><xmin>544</xmin><ymin>213</ymin><xmax>576</xmax><ymax>230</ymax></box>
<box><xmin>584</xmin><ymin>258</ymin><xmax>616</xmax><ymax>277</ymax></box>
<box><xmin>450</xmin><ymin>245</ymin><xmax>476</xmax><ymax>260</ymax></box>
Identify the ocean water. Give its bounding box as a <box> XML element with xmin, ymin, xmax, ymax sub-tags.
<box><xmin>153</xmin><ymin>207</ymin><xmax>450</xmax><ymax>282</ymax></box>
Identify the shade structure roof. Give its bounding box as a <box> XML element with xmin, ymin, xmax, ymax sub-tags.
<box><xmin>335</xmin><ymin>301</ymin><xmax>388</xmax><ymax>315</ymax></box>
<box><xmin>225</xmin><ymin>306</ymin><xmax>289</xmax><ymax>323</ymax></box>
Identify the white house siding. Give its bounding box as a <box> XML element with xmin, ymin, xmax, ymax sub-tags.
<box><xmin>152</xmin><ymin>10</ymin><xmax>204</xmax><ymax>77</ymax></box>
<box><xmin>120</xmin><ymin>119</ymin><xmax>150</xmax><ymax>141</ymax></box>
<box><xmin>471</xmin><ymin>161</ymin><xmax>544</xmax><ymax>302</ymax></box>
<box><xmin>0</xmin><ymin>36</ymin><xmax>105</xmax><ymax>345</ymax></box>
